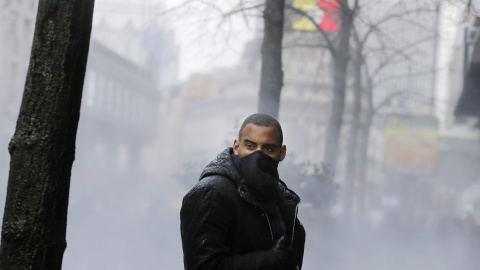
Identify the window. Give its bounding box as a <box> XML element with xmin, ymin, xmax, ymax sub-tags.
<box><xmin>85</xmin><ymin>70</ymin><xmax>96</xmax><ymax>107</ymax></box>
<box><xmin>114</xmin><ymin>84</ymin><xmax>122</xmax><ymax>117</ymax></box>
<box><xmin>105</xmin><ymin>79</ymin><xmax>114</xmax><ymax>113</ymax></box>
<box><xmin>96</xmin><ymin>73</ymin><xmax>105</xmax><ymax>110</ymax></box>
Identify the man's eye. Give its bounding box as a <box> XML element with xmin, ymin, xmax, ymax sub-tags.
<box><xmin>246</xmin><ymin>144</ymin><xmax>254</xmax><ymax>148</ymax></box>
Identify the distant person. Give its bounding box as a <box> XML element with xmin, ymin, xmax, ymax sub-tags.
<box><xmin>180</xmin><ymin>113</ymin><xmax>306</xmax><ymax>270</ymax></box>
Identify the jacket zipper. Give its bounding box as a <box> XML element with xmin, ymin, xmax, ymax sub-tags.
<box><xmin>290</xmin><ymin>205</ymin><xmax>298</xmax><ymax>246</ymax></box>
<box><xmin>260</xmin><ymin>204</ymin><xmax>298</xmax><ymax>243</ymax></box>
<box><xmin>259</xmin><ymin>207</ymin><xmax>274</xmax><ymax>241</ymax></box>
<box><xmin>242</xmin><ymin>188</ymin><xmax>298</xmax><ymax>243</ymax></box>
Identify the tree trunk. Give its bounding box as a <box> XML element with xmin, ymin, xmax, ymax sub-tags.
<box><xmin>357</xmin><ymin>109</ymin><xmax>372</xmax><ymax>214</ymax></box>
<box><xmin>344</xmin><ymin>48</ymin><xmax>362</xmax><ymax>216</ymax></box>
<box><xmin>323</xmin><ymin>0</ymin><xmax>354</xmax><ymax>175</ymax></box>
<box><xmin>258</xmin><ymin>0</ymin><xmax>285</xmax><ymax>119</ymax></box>
<box><xmin>0</xmin><ymin>0</ymin><xmax>95</xmax><ymax>269</ymax></box>
<box><xmin>356</xmin><ymin>75</ymin><xmax>374</xmax><ymax>215</ymax></box>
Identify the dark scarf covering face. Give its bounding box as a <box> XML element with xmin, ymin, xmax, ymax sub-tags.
<box><xmin>232</xmin><ymin>150</ymin><xmax>280</xmax><ymax>199</ymax></box>
<box><xmin>231</xmin><ymin>151</ymin><xmax>287</xmax><ymax>237</ymax></box>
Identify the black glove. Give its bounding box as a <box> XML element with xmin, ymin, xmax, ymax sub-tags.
<box><xmin>270</xmin><ymin>236</ymin><xmax>294</xmax><ymax>269</ymax></box>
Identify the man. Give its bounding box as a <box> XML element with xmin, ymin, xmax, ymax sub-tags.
<box><xmin>180</xmin><ymin>113</ymin><xmax>306</xmax><ymax>270</ymax></box>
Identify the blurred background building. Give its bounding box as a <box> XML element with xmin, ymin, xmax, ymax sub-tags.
<box><xmin>443</xmin><ymin>0</ymin><xmax>480</xmax><ymax>222</ymax></box>
<box><xmin>0</xmin><ymin>0</ymin><xmax>37</xmax><ymax>187</ymax></box>
<box><xmin>0</xmin><ymin>0</ymin><xmax>182</xmax><ymax>268</ymax></box>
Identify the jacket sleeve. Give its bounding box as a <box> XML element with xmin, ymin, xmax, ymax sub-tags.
<box><xmin>180</xmin><ymin>185</ymin><xmax>286</xmax><ymax>270</ymax></box>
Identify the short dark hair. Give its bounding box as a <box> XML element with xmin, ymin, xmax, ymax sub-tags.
<box><xmin>238</xmin><ymin>113</ymin><xmax>283</xmax><ymax>145</ymax></box>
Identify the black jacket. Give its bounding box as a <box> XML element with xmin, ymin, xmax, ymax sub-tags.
<box><xmin>180</xmin><ymin>148</ymin><xmax>306</xmax><ymax>270</ymax></box>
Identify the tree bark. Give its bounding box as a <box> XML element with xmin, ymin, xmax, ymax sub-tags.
<box><xmin>258</xmin><ymin>0</ymin><xmax>285</xmax><ymax>119</ymax></box>
<box><xmin>356</xmin><ymin>73</ymin><xmax>374</xmax><ymax>215</ymax></box>
<box><xmin>356</xmin><ymin>108</ymin><xmax>372</xmax><ymax>214</ymax></box>
<box><xmin>323</xmin><ymin>0</ymin><xmax>354</xmax><ymax>174</ymax></box>
<box><xmin>0</xmin><ymin>0</ymin><xmax>95</xmax><ymax>269</ymax></box>
<box><xmin>344</xmin><ymin>47</ymin><xmax>362</xmax><ymax>216</ymax></box>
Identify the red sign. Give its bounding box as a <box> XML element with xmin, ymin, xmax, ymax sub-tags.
<box><xmin>292</xmin><ymin>0</ymin><xmax>340</xmax><ymax>32</ymax></box>
<box><xmin>318</xmin><ymin>0</ymin><xmax>340</xmax><ymax>32</ymax></box>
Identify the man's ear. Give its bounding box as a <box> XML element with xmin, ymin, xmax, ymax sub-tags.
<box><xmin>280</xmin><ymin>145</ymin><xmax>286</xmax><ymax>161</ymax></box>
<box><xmin>233</xmin><ymin>139</ymin><xmax>240</xmax><ymax>155</ymax></box>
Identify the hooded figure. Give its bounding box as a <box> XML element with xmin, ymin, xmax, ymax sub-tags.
<box><xmin>180</xmin><ymin>114</ymin><xmax>306</xmax><ymax>270</ymax></box>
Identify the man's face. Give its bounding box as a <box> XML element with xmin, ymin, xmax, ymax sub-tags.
<box><xmin>233</xmin><ymin>124</ymin><xmax>286</xmax><ymax>162</ymax></box>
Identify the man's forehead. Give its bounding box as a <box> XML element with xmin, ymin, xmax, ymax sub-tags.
<box><xmin>240</xmin><ymin>124</ymin><xmax>281</xmax><ymax>143</ymax></box>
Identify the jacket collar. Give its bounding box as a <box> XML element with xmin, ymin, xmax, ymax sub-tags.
<box><xmin>200</xmin><ymin>148</ymin><xmax>301</xmax><ymax>237</ymax></box>
<box><xmin>200</xmin><ymin>148</ymin><xmax>301</xmax><ymax>209</ymax></box>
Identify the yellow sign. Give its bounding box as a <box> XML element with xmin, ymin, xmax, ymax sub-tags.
<box><xmin>292</xmin><ymin>0</ymin><xmax>322</xmax><ymax>31</ymax></box>
<box><xmin>383</xmin><ymin>114</ymin><xmax>438</xmax><ymax>173</ymax></box>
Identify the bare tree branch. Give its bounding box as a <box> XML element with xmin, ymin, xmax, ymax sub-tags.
<box><xmin>368</xmin><ymin>34</ymin><xmax>436</xmax><ymax>79</ymax></box>
<box><xmin>223</xmin><ymin>3</ymin><xmax>264</xmax><ymax>17</ymax></box>
<box><xmin>356</xmin><ymin>7</ymin><xmax>435</xmax><ymax>47</ymax></box>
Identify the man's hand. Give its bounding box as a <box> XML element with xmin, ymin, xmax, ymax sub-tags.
<box><xmin>270</xmin><ymin>236</ymin><xmax>294</xmax><ymax>269</ymax></box>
